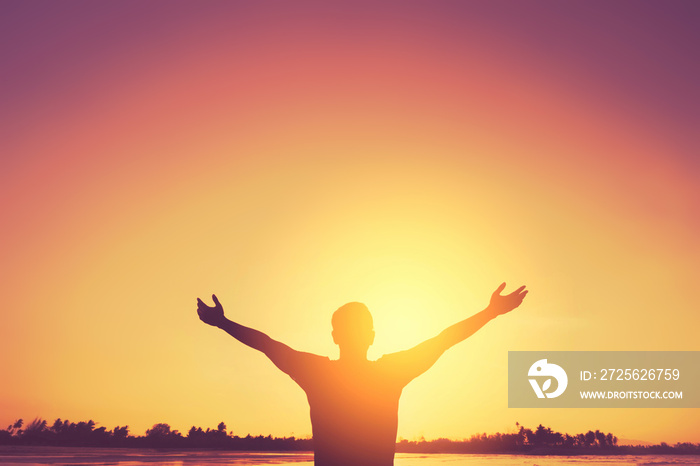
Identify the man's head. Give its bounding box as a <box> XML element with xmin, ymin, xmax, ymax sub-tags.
<box><xmin>332</xmin><ymin>302</ymin><xmax>375</xmax><ymax>355</ymax></box>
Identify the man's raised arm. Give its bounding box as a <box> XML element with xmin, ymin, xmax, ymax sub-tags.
<box><xmin>196</xmin><ymin>294</ymin><xmax>312</xmax><ymax>377</ymax></box>
<box><xmin>382</xmin><ymin>283</ymin><xmax>528</xmax><ymax>382</ymax></box>
<box><xmin>432</xmin><ymin>282</ymin><xmax>527</xmax><ymax>350</ymax></box>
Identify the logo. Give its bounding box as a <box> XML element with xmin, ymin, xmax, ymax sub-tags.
<box><xmin>528</xmin><ymin>359</ymin><xmax>568</xmax><ymax>398</ymax></box>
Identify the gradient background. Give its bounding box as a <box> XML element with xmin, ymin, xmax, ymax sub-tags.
<box><xmin>1</xmin><ymin>1</ymin><xmax>698</xmax><ymax>444</ymax></box>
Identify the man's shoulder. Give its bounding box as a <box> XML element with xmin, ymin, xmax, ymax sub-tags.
<box><xmin>301</xmin><ymin>351</ymin><xmax>331</xmax><ymax>364</ymax></box>
<box><xmin>295</xmin><ymin>351</ymin><xmax>331</xmax><ymax>367</ymax></box>
<box><xmin>373</xmin><ymin>350</ymin><xmax>425</xmax><ymax>383</ymax></box>
<box><xmin>374</xmin><ymin>349</ymin><xmax>410</xmax><ymax>365</ymax></box>
<box><xmin>288</xmin><ymin>351</ymin><xmax>331</xmax><ymax>373</ymax></box>
<box><xmin>284</xmin><ymin>352</ymin><xmax>332</xmax><ymax>389</ymax></box>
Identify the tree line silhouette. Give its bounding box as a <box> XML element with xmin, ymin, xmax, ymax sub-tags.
<box><xmin>398</xmin><ymin>423</ymin><xmax>698</xmax><ymax>455</ymax></box>
<box><xmin>0</xmin><ymin>418</ymin><xmax>310</xmax><ymax>450</ymax></box>
<box><xmin>1</xmin><ymin>418</ymin><xmax>698</xmax><ymax>455</ymax></box>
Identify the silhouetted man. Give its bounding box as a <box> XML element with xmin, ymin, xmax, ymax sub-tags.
<box><xmin>197</xmin><ymin>282</ymin><xmax>527</xmax><ymax>466</ymax></box>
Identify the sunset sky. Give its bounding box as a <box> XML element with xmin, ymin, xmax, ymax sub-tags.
<box><xmin>1</xmin><ymin>1</ymin><xmax>698</xmax><ymax>444</ymax></box>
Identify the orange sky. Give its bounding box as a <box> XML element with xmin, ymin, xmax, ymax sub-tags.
<box><xmin>1</xmin><ymin>2</ymin><xmax>698</xmax><ymax>443</ymax></box>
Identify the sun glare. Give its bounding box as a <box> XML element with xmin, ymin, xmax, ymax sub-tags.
<box><xmin>364</xmin><ymin>264</ymin><xmax>473</xmax><ymax>357</ymax></box>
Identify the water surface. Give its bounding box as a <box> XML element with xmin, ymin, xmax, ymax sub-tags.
<box><xmin>0</xmin><ymin>447</ymin><xmax>699</xmax><ymax>465</ymax></box>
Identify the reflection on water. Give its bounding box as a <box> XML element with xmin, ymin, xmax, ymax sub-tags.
<box><xmin>0</xmin><ymin>447</ymin><xmax>699</xmax><ymax>465</ymax></box>
<box><xmin>395</xmin><ymin>454</ymin><xmax>700</xmax><ymax>466</ymax></box>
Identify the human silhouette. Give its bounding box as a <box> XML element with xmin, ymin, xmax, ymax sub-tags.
<box><xmin>196</xmin><ymin>282</ymin><xmax>527</xmax><ymax>466</ymax></box>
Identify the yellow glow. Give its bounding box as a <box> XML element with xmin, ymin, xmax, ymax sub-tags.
<box><xmin>1</xmin><ymin>5</ymin><xmax>697</xmax><ymax>445</ymax></box>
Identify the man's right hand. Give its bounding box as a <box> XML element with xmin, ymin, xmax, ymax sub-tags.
<box><xmin>488</xmin><ymin>283</ymin><xmax>528</xmax><ymax>317</ymax></box>
<box><xmin>197</xmin><ymin>294</ymin><xmax>226</xmax><ymax>327</ymax></box>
